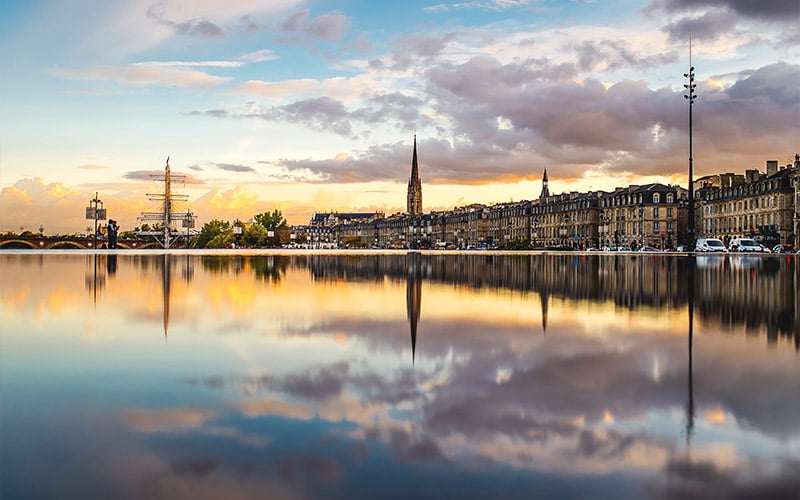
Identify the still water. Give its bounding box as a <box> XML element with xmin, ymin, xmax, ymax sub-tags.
<box><xmin>1</xmin><ymin>251</ymin><xmax>798</xmax><ymax>499</ymax></box>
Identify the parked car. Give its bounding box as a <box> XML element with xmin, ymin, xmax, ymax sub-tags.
<box><xmin>728</xmin><ymin>237</ymin><xmax>766</xmax><ymax>253</ymax></box>
<box><xmin>772</xmin><ymin>244</ymin><xmax>795</xmax><ymax>254</ymax></box>
<box><xmin>695</xmin><ymin>238</ymin><xmax>728</xmax><ymax>253</ymax></box>
<box><xmin>638</xmin><ymin>246</ymin><xmax>660</xmax><ymax>252</ymax></box>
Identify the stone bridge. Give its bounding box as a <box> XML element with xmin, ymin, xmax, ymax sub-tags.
<box><xmin>0</xmin><ymin>236</ymin><xmax>161</xmax><ymax>249</ymax></box>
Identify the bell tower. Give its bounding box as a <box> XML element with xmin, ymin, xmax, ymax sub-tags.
<box><xmin>539</xmin><ymin>168</ymin><xmax>550</xmax><ymax>200</ymax></box>
<box><xmin>407</xmin><ymin>135</ymin><xmax>423</xmax><ymax>216</ymax></box>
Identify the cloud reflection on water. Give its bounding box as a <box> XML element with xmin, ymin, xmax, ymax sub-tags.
<box><xmin>1</xmin><ymin>252</ymin><xmax>798</xmax><ymax>499</ymax></box>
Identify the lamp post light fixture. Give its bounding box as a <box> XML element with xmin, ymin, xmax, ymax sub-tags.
<box><xmin>85</xmin><ymin>192</ymin><xmax>106</xmax><ymax>250</ymax></box>
<box><xmin>639</xmin><ymin>204</ymin><xmax>645</xmax><ymax>248</ymax></box>
<box><xmin>684</xmin><ymin>39</ymin><xmax>697</xmax><ymax>249</ymax></box>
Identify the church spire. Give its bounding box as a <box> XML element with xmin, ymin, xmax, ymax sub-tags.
<box><xmin>539</xmin><ymin>167</ymin><xmax>550</xmax><ymax>200</ymax></box>
<box><xmin>407</xmin><ymin>135</ymin><xmax>422</xmax><ymax>216</ymax></box>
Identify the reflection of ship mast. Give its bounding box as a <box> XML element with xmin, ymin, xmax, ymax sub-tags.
<box><xmin>406</xmin><ymin>253</ymin><xmax>423</xmax><ymax>364</ymax></box>
<box><xmin>136</xmin><ymin>157</ymin><xmax>196</xmax><ymax>249</ymax></box>
<box><xmin>162</xmin><ymin>254</ymin><xmax>171</xmax><ymax>339</ymax></box>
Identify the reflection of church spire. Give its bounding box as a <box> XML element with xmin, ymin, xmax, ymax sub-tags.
<box><xmin>162</xmin><ymin>254</ymin><xmax>172</xmax><ymax>339</ymax></box>
<box><xmin>539</xmin><ymin>289</ymin><xmax>549</xmax><ymax>334</ymax></box>
<box><xmin>406</xmin><ymin>253</ymin><xmax>423</xmax><ymax>363</ymax></box>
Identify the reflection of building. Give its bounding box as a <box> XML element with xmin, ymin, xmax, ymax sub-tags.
<box><xmin>301</xmin><ymin>254</ymin><xmax>797</xmax><ymax>350</ymax></box>
<box><xmin>696</xmin><ymin>256</ymin><xmax>797</xmax><ymax>348</ymax></box>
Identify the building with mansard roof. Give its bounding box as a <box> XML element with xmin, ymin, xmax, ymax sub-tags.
<box><xmin>699</xmin><ymin>158</ymin><xmax>798</xmax><ymax>247</ymax></box>
<box><xmin>597</xmin><ymin>183</ymin><xmax>688</xmax><ymax>249</ymax></box>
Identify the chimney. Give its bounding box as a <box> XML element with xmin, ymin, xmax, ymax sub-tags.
<box><xmin>766</xmin><ymin>160</ymin><xmax>778</xmax><ymax>176</ymax></box>
<box><xmin>745</xmin><ymin>169</ymin><xmax>759</xmax><ymax>183</ymax></box>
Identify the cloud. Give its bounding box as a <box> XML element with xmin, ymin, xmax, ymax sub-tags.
<box><xmin>424</xmin><ymin>0</ymin><xmax>535</xmax><ymax>11</ymax></box>
<box><xmin>571</xmin><ymin>40</ymin><xmax>679</xmax><ymax>72</ymax></box>
<box><xmin>660</xmin><ymin>9</ymin><xmax>739</xmax><ymax>41</ymax></box>
<box><xmin>77</xmin><ymin>164</ymin><xmax>112</xmax><ymax>170</ymax></box>
<box><xmin>146</xmin><ymin>4</ymin><xmax>225</xmax><ymax>38</ymax></box>
<box><xmin>646</xmin><ymin>0</ymin><xmax>800</xmax><ymax>22</ymax></box>
<box><xmin>50</xmin><ymin>66</ymin><xmax>231</xmax><ymax>89</ymax></box>
<box><xmin>0</xmin><ymin>178</ymin><xmax>144</xmax><ymax>234</ymax></box>
<box><xmin>131</xmin><ymin>61</ymin><xmax>244</xmax><ymax>68</ymax></box>
<box><xmin>216</xmin><ymin>163</ymin><xmax>256</xmax><ymax>173</ymax></box>
<box><xmin>236</xmin><ymin>49</ymin><xmax>279</xmax><ymax>63</ymax></box>
<box><xmin>276</xmin><ymin>9</ymin><xmax>350</xmax><ymax>42</ymax></box>
<box><xmin>247</xmin><ymin>96</ymin><xmax>355</xmax><ymax>136</ymax></box>
<box><xmin>123</xmin><ymin>170</ymin><xmax>205</xmax><ymax>184</ymax></box>
<box><xmin>304</xmin><ymin>12</ymin><xmax>350</xmax><ymax>41</ymax></box>
<box><xmin>230</xmin><ymin>79</ymin><xmax>320</xmax><ymax>99</ymax></box>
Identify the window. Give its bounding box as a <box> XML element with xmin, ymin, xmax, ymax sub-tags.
<box><xmin>653</xmin><ymin>207</ymin><xmax>659</xmax><ymax>217</ymax></box>
<box><xmin>653</xmin><ymin>193</ymin><xmax>661</xmax><ymax>203</ymax></box>
<box><xmin>666</xmin><ymin>193</ymin><xmax>674</xmax><ymax>203</ymax></box>
<box><xmin>668</xmin><ymin>207</ymin><xmax>673</xmax><ymax>217</ymax></box>
<box><xmin>653</xmin><ymin>221</ymin><xmax>659</xmax><ymax>232</ymax></box>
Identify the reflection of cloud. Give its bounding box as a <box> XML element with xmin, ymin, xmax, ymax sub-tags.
<box><xmin>122</xmin><ymin>408</ymin><xmax>214</xmax><ymax>432</ymax></box>
<box><xmin>650</xmin><ymin>456</ymin><xmax>800</xmax><ymax>500</ymax></box>
<box><xmin>236</xmin><ymin>399</ymin><xmax>315</xmax><ymax>420</ymax></box>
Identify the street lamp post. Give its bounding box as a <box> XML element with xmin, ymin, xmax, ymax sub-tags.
<box><xmin>85</xmin><ymin>192</ymin><xmax>105</xmax><ymax>250</ymax></box>
<box><xmin>684</xmin><ymin>40</ymin><xmax>697</xmax><ymax>249</ymax></box>
<box><xmin>639</xmin><ymin>204</ymin><xmax>645</xmax><ymax>248</ymax></box>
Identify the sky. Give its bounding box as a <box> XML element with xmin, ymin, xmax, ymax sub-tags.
<box><xmin>0</xmin><ymin>0</ymin><xmax>798</xmax><ymax>233</ymax></box>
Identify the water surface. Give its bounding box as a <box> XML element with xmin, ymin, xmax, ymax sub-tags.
<box><xmin>1</xmin><ymin>251</ymin><xmax>798</xmax><ymax>499</ymax></box>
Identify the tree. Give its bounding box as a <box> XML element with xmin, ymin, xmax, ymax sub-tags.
<box><xmin>197</xmin><ymin>219</ymin><xmax>233</xmax><ymax>248</ymax></box>
<box><xmin>253</xmin><ymin>210</ymin><xmax>288</xmax><ymax>231</ymax></box>
<box><xmin>242</xmin><ymin>224</ymin><xmax>268</xmax><ymax>247</ymax></box>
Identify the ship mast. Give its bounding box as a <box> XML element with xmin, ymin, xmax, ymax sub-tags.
<box><xmin>136</xmin><ymin>157</ymin><xmax>195</xmax><ymax>248</ymax></box>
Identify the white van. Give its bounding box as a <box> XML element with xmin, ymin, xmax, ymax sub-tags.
<box><xmin>695</xmin><ymin>238</ymin><xmax>728</xmax><ymax>253</ymax></box>
<box><xmin>728</xmin><ymin>237</ymin><xmax>766</xmax><ymax>253</ymax></box>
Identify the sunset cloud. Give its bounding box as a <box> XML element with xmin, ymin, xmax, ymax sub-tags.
<box><xmin>50</xmin><ymin>65</ymin><xmax>232</xmax><ymax>88</ymax></box>
<box><xmin>2</xmin><ymin>0</ymin><xmax>796</xmax><ymax>230</ymax></box>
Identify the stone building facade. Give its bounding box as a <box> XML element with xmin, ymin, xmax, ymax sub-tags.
<box><xmin>698</xmin><ymin>159</ymin><xmax>798</xmax><ymax>246</ymax></box>
<box><xmin>304</xmin><ymin>147</ymin><xmax>798</xmax><ymax>251</ymax></box>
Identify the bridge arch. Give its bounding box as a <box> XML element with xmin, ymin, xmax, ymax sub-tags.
<box><xmin>48</xmin><ymin>241</ymin><xmax>85</xmax><ymax>249</ymax></box>
<box><xmin>0</xmin><ymin>239</ymin><xmax>37</xmax><ymax>249</ymax></box>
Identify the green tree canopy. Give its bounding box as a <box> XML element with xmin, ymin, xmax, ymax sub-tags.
<box><xmin>196</xmin><ymin>219</ymin><xmax>233</xmax><ymax>248</ymax></box>
<box><xmin>253</xmin><ymin>210</ymin><xmax>288</xmax><ymax>231</ymax></box>
<box><xmin>242</xmin><ymin>224</ymin><xmax>268</xmax><ymax>247</ymax></box>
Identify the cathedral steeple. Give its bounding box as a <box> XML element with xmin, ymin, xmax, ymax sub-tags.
<box><xmin>407</xmin><ymin>135</ymin><xmax>422</xmax><ymax>216</ymax></box>
<box><xmin>539</xmin><ymin>167</ymin><xmax>550</xmax><ymax>200</ymax></box>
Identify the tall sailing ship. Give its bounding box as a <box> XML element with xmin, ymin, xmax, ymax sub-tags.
<box><xmin>135</xmin><ymin>157</ymin><xmax>196</xmax><ymax>248</ymax></box>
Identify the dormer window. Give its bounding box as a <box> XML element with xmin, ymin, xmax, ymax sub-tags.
<box><xmin>653</xmin><ymin>193</ymin><xmax>661</xmax><ymax>203</ymax></box>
